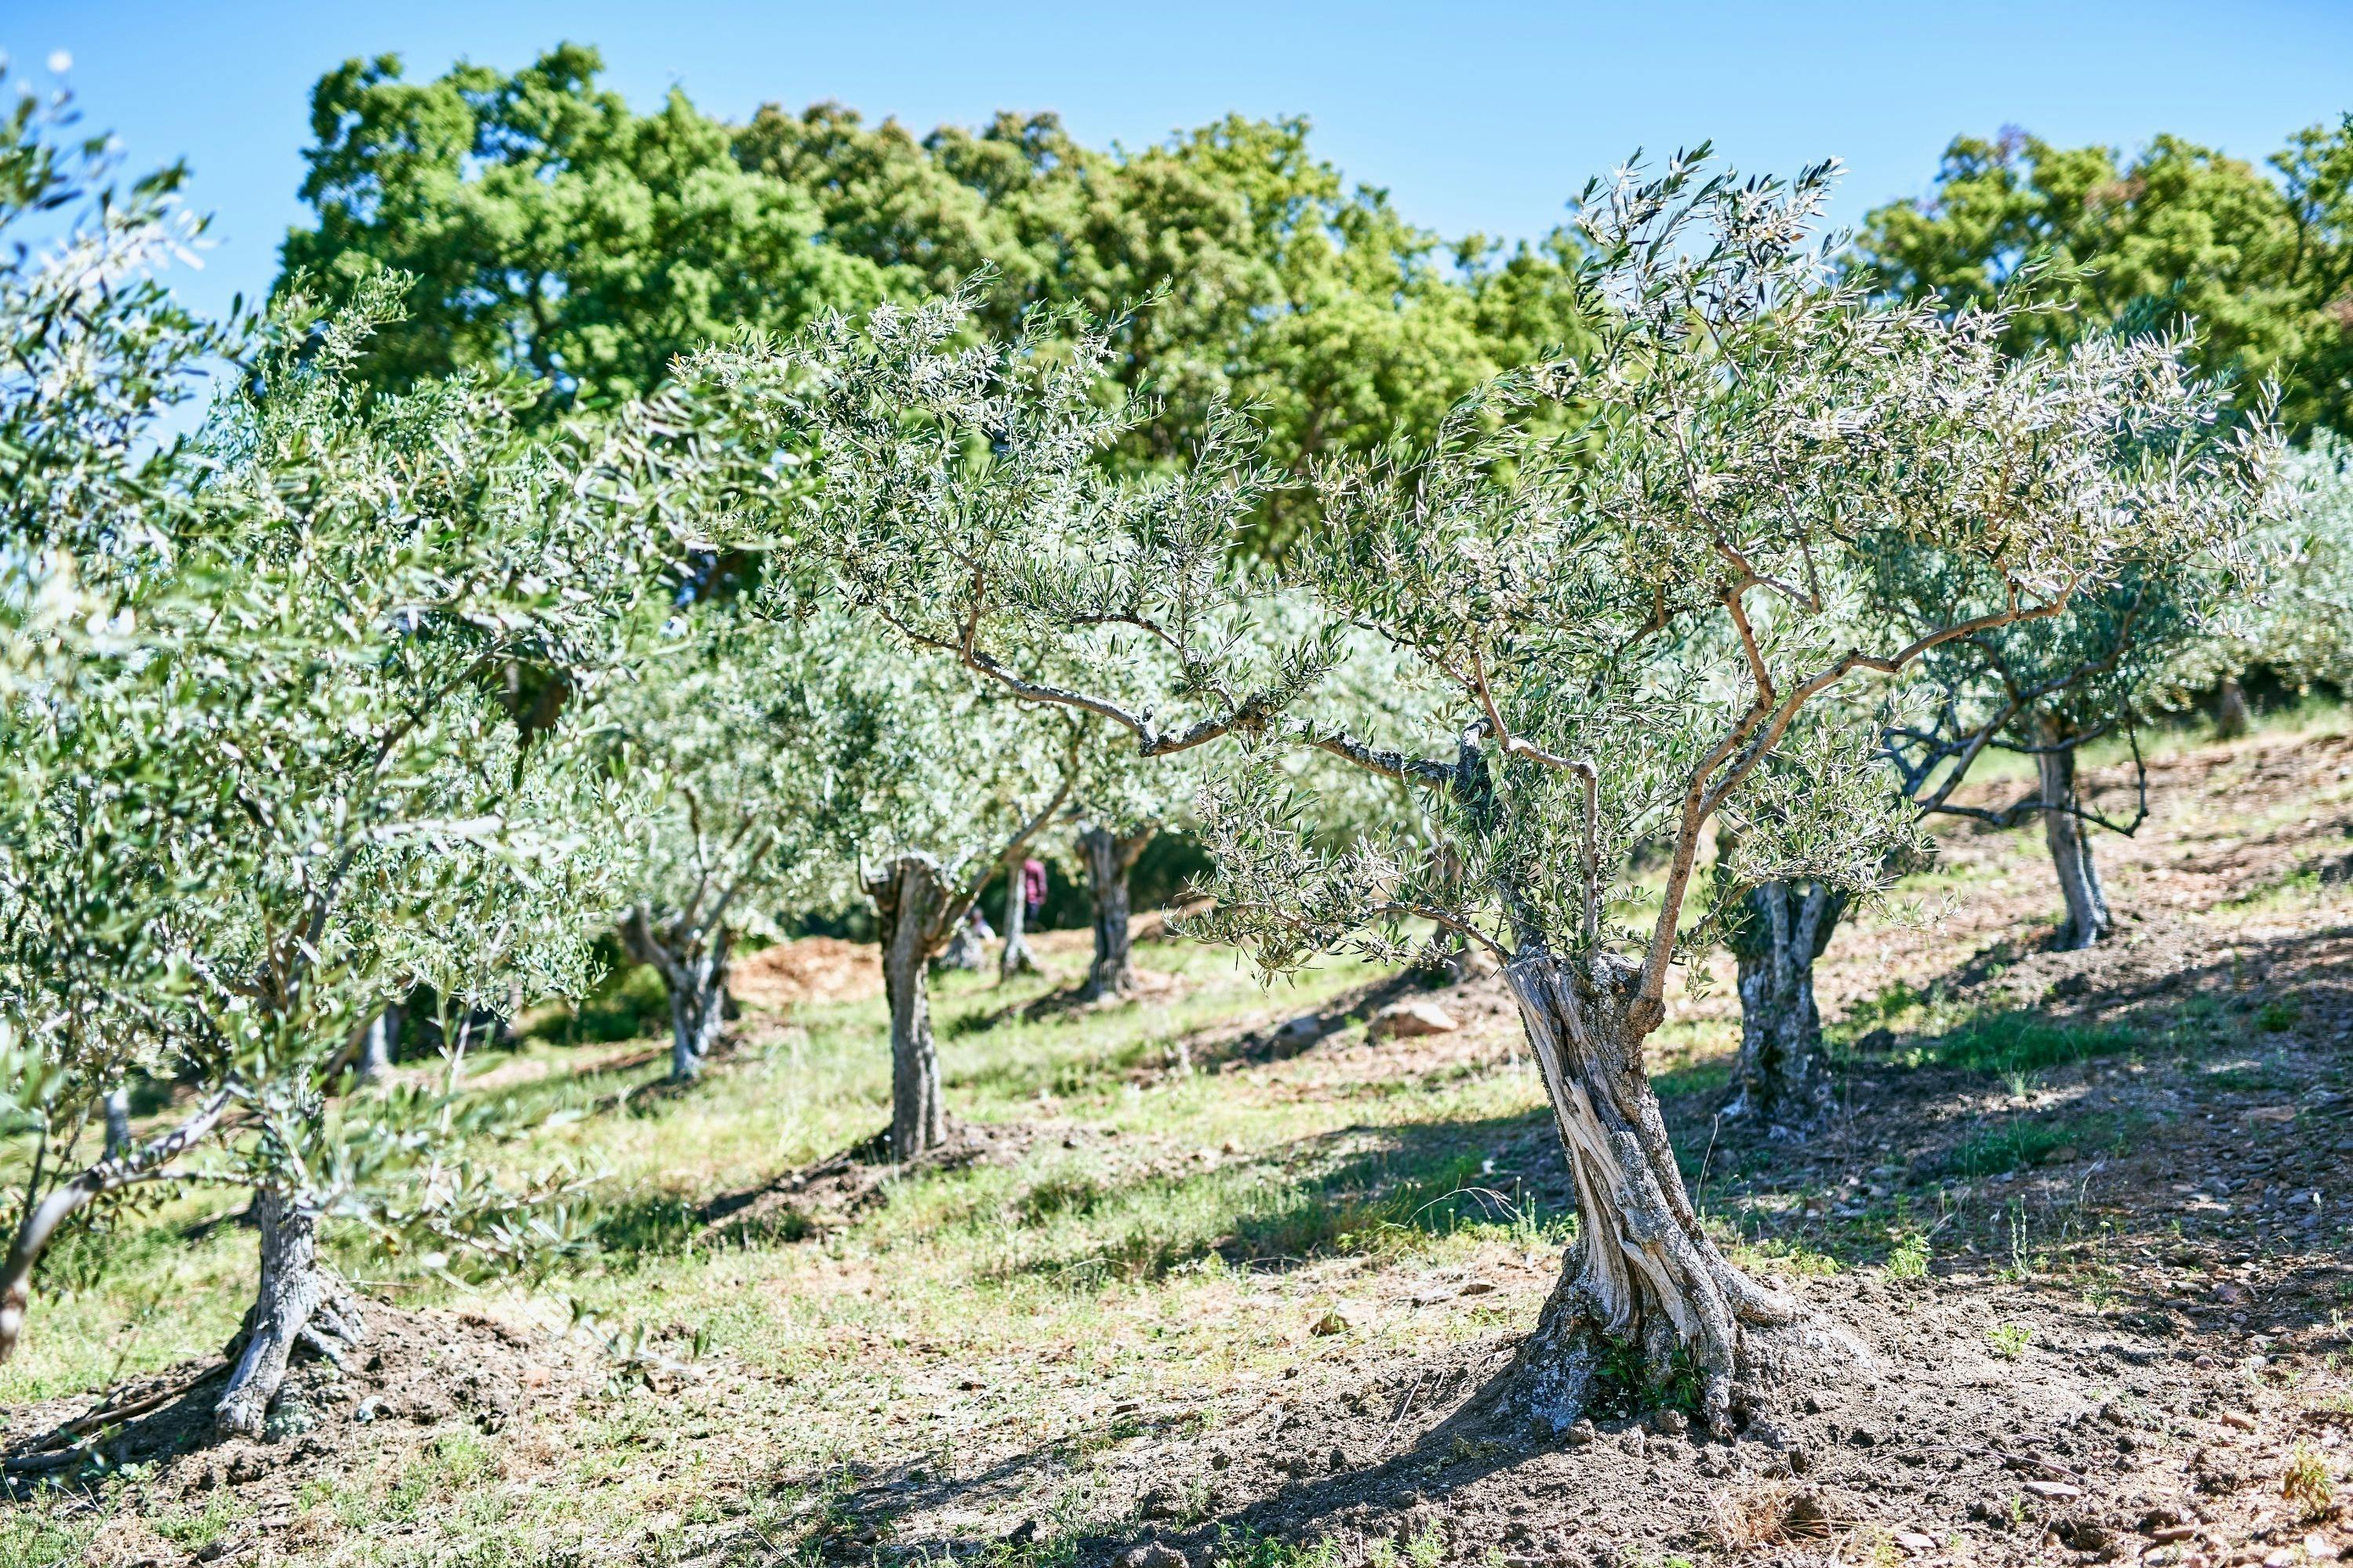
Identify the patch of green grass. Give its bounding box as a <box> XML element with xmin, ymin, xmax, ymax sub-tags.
<box><xmin>154</xmin><ymin>1493</ymin><xmax>249</xmax><ymax>1550</ymax></box>
<box><xmin>1911</xmin><ymin>1011</ymin><xmax>2140</xmax><ymax>1076</ymax></box>
<box><xmin>1988</xmin><ymin>1322</ymin><xmax>2032</xmax><ymax>1358</ymax></box>
<box><xmin>1885</xmin><ymin>1232</ymin><xmax>1931</xmax><ymax>1279</ymax></box>
<box><xmin>2256</xmin><ymin>996</ymin><xmax>2303</xmax><ymax>1032</ymax></box>
<box><xmin>1937</xmin><ymin>1112</ymin><xmax>2137</xmax><ymax>1178</ymax></box>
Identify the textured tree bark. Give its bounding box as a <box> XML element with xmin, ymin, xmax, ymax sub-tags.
<box><xmin>355</xmin><ymin>1006</ymin><xmax>398</xmax><ymax>1085</ymax></box>
<box><xmin>1502</xmin><ymin>951</ymin><xmax>1835</xmax><ymax>1433</ymax></box>
<box><xmin>2038</xmin><ymin>735</ymin><xmax>2112</xmax><ymax>950</ymax></box>
<box><xmin>622</xmin><ymin>905</ymin><xmax>733</xmax><ymax>1082</ymax></box>
<box><xmin>1078</xmin><ymin>824</ymin><xmax>1154</xmax><ymax>1001</ymax></box>
<box><xmin>1723</xmin><ymin>881</ymin><xmax>1846</xmax><ymax>1126</ymax></box>
<box><xmin>103</xmin><ymin>1085</ymin><xmax>132</xmax><ymax>1159</ymax></box>
<box><xmin>214</xmin><ymin>1187</ymin><xmax>365</xmax><ymax>1439</ymax></box>
<box><xmin>663</xmin><ymin>940</ymin><xmax>730</xmax><ymax>1082</ymax></box>
<box><xmin>2214</xmin><ymin>675</ymin><xmax>2251</xmax><ymax>739</ymax></box>
<box><xmin>998</xmin><ymin>875</ymin><xmax>1037</xmax><ymax>979</ymax></box>
<box><xmin>867</xmin><ymin>853</ymin><xmax>951</xmax><ymax>1159</ymax></box>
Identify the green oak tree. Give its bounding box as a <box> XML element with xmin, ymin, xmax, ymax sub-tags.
<box><xmin>1853</xmin><ymin>119</ymin><xmax>2353</xmax><ymax>435</ymax></box>
<box><xmin>279</xmin><ymin>43</ymin><xmax>886</xmax><ymax>413</ymax></box>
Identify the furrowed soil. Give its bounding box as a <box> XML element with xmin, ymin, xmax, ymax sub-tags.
<box><xmin>5</xmin><ymin>718</ymin><xmax>2351</xmax><ymax>1567</ymax></box>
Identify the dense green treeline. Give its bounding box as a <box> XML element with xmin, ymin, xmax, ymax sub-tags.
<box><xmin>281</xmin><ymin>43</ymin><xmax>1589</xmax><ymax>552</ymax></box>
<box><xmin>281</xmin><ymin>41</ymin><xmax>2353</xmax><ymax>491</ymax></box>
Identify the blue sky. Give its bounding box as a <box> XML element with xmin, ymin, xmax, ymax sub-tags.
<box><xmin>6</xmin><ymin>0</ymin><xmax>2350</xmax><ymax>324</ymax></box>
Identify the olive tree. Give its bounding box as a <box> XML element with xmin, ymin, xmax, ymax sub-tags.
<box><xmin>853</xmin><ymin>671</ymin><xmax>1084</xmax><ymax>1158</ymax></box>
<box><xmin>2162</xmin><ymin>432</ymin><xmax>2353</xmax><ymax>709</ymax></box>
<box><xmin>706</xmin><ymin>151</ymin><xmax>2271</xmax><ymax>1428</ymax></box>
<box><xmin>598</xmin><ymin>606</ymin><xmax>896</xmax><ymax>1081</ymax></box>
<box><xmin>1878</xmin><ymin>544</ymin><xmax>2260</xmax><ymax>956</ymax></box>
<box><xmin>0</xmin><ymin>278</ymin><xmax>703</xmax><ymax>1437</ymax></box>
<box><xmin>1723</xmin><ymin>395</ymin><xmax>2268</xmax><ymax>1122</ymax></box>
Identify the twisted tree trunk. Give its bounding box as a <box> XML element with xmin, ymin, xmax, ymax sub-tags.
<box><xmin>867</xmin><ymin>853</ymin><xmax>951</xmax><ymax>1159</ymax></box>
<box><xmin>622</xmin><ymin>905</ymin><xmax>733</xmax><ymax>1082</ymax></box>
<box><xmin>102</xmin><ymin>1085</ymin><xmax>132</xmax><ymax>1159</ymax></box>
<box><xmin>355</xmin><ymin>1005</ymin><xmax>398</xmax><ymax>1085</ymax></box>
<box><xmin>2214</xmin><ymin>675</ymin><xmax>2251</xmax><ymax>739</ymax></box>
<box><xmin>998</xmin><ymin>873</ymin><xmax>1037</xmax><ymax>979</ymax></box>
<box><xmin>1504</xmin><ymin>951</ymin><xmax>1844</xmax><ymax>1433</ymax></box>
<box><xmin>2038</xmin><ymin>733</ymin><xmax>2111</xmax><ymax>950</ymax></box>
<box><xmin>215</xmin><ymin>1187</ymin><xmax>365</xmax><ymax>1439</ymax></box>
<box><xmin>1078</xmin><ymin>824</ymin><xmax>1154</xmax><ymax>1001</ymax></box>
<box><xmin>1723</xmin><ymin>880</ymin><xmax>1846</xmax><ymax>1126</ymax></box>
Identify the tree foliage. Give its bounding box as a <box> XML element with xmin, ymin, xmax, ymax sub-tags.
<box><xmin>1853</xmin><ymin>120</ymin><xmax>2353</xmax><ymax>436</ymax></box>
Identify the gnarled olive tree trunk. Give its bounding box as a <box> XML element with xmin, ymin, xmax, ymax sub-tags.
<box><xmin>1504</xmin><ymin>951</ymin><xmax>1835</xmax><ymax>1433</ymax></box>
<box><xmin>621</xmin><ymin>904</ymin><xmax>733</xmax><ymax>1082</ymax></box>
<box><xmin>355</xmin><ymin>1005</ymin><xmax>399</xmax><ymax>1085</ymax></box>
<box><xmin>998</xmin><ymin>874</ymin><xmax>1037</xmax><ymax>979</ymax></box>
<box><xmin>102</xmin><ymin>1084</ymin><xmax>132</xmax><ymax>1159</ymax></box>
<box><xmin>867</xmin><ymin>853</ymin><xmax>952</xmax><ymax>1159</ymax></box>
<box><xmin>2214</xmin><ymin>675</ymin><xmax>2251</xmax><ymax>739</ymax></box>
<box><xmin>1078</xmin><ymin>824</ymin><xmax>1154</xmax><ymax>1001</ymax></box>
<box><xmin>215</xmin><ymin>1187</ymin><xmax>365</xmax><ymax>1439</ymax></box>
<box><xmin>1723</xmin><ymin>880</ymin><xmax>1847</xmax><ymax>1126</ymax></box>
<box><xmin>2037</xmin><ymin>732</ymin><xmax>2111</xmax><ymax>950</ymax></box>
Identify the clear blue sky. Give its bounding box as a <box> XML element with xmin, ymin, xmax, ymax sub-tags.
<box><xmin>6</xmin><ymin>0</ymin><xmax>2349</xmax><ymax>324</ymax></box>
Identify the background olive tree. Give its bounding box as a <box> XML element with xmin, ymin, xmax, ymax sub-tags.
<box><xmin>595</xmin><ymin>608</ymin><xmax>888</xmax><ymax>1082</ymax></box>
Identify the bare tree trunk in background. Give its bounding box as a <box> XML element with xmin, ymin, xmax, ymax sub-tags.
<box><xmin>103</xmin><ymin>1085</ymin><xmax>132</xmax><ymax>1159</ymax></box>
<box><xmin>867</xmin><ymin>853</ymin><xmax>951</xmax><ymax>1159</ymax></box>
<box><xmin>1502</xmin><ymin>952</ymin><xmax>1842</xmax><ymax>1434</ymax></box>
<box><xmin>2214</xmin><ymin>675</ymin><xmax>2251</xmax><ymax>739</ymax></box>
<box><xmin>2038</xmin><ymin>729</ymin><xmax>2112</xmax><ymax>950</ymax></box>
<box><xmin>1078</xmin><ymin>824</ymin><xmax>1154</xmax><ymax>1001</ymax></box>
<box><xmin>621</xmin><ymin>905</ymin><xmax>732</xmax><ymax>1082</ymax></box>
<box><xmin>663</xmin><ymin>940</ymin><xmax>730</xmax><ymax>1082</ymax></box>
<box><xmin>1724</xmin><ymin>880</ymin><xmax>1846</xmax><ymax>1127</ymax></box>
<box><xmin>215</xmin><ymin>1187</ymin><xmax>365</xmax><ymax>1439</ymax></box>
<box><xmin>356</xmin><ymin>1006</ymin><xmax>399</xmax><ymax>1085</ymax></box>
<box><xmin>998</xmin><ymin>875</ymin><xmax>1038</xmax><ymax>979</ymax></box>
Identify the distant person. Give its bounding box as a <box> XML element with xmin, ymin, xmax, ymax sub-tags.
<box><xmin>1022</xmin><ymin>857</ymin><xmax>1048</xmax><ymax>922</ymax></box>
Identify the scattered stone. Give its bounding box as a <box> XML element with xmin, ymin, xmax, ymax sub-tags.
<box><xmin>1369</xmin><ymin>1000</ymin><xmax>1458</xmax><ymax>1039</ymax></box>
<box><xmin>1646</xmin><ymin>1408</ymin><xmax>1689</xmax><ymax>1437</ymax></box>
<box><xmin>1118</xmin><ymin>1544</ymin><xmax>1187</xmax><ymax>1568</ymax></box>
<box><xmin>2022</xmin><ymin>1479</ymin><xmax>2083</xmax><ymax>1501</ymax></box>
<box><xmin>1564</xmin><ymin>1421</ymin><xmax>1597</xmax><ymax>1447</ymax></box>
<box><xmin>1311</xmin><ymin>1303</ymin><xmax>1363</xmax><ymax>1336</ymax></box>
<box><xmin>1892</xmin><ymin>1530</ymin><xmax>1937</xmax><ymax>1555</ymax></box>
<box><xmin>1278</xmin><ymin>1015</ymin><xmax>1322</xmax><ymax>1041</ymax></box>
<box><xmin>1457</xmin><ymin>1279</ymin><xmax>1497</xmax><ymax>1297</ymax></box>
<box><xmin>2220</xmin><ymin>1410</ymin><xmax>2255</xmax><ymax>1431</ymax></box>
